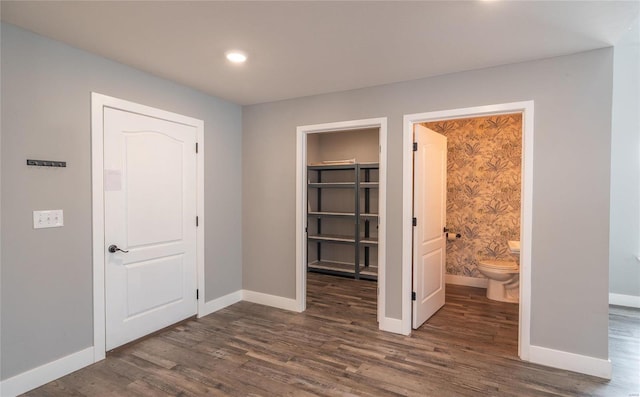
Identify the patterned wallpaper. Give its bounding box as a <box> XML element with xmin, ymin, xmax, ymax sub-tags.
<box><xmin>422</xmin><ymin>114</ymin><xmax>522</xmax><ymax>278</ymax></box>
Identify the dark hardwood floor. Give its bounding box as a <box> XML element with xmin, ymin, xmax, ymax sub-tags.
<box><xmin>25</xmin><ymin>273</ymin><xmax>639</xmax><ymax>396</ymax></box>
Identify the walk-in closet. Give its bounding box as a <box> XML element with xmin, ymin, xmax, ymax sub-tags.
<box><xmin>306</xmin><ymin>128</ymin><xmax>379</xmax><ymax>280</ymax></box>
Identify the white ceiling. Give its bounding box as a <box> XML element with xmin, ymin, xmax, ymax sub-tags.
<box><xmin>2</xmin><ymin>1</ymin><xmax>638</xmax><ymax>105</ymax></box>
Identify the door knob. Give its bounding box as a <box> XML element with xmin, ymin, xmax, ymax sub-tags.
<box><xmin>108</xmin><ymin>244</ymin><xmax>129</xmax><ymax>253</ymax></box>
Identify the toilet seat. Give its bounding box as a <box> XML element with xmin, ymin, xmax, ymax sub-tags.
<box><xmin>478</xmin><ymin>260</ymin><xmax>518</xmax><ymax>271</ymax></box>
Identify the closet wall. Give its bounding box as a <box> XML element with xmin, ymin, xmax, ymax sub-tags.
<box><xmin>308</xmin><ymin>128</ymin><xmax>379</xmax><ymax>164</ymax></box>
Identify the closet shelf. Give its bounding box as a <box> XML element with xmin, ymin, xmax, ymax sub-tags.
<box><xmin>308</xmin><ymin>234</ymin><xmax>356</xmax><ymax>244</ymax></box>
<box><xmin>307</xmin><ymin>162</ymin><xmax>379</xmax><ymax>171</ymax></box>
<box><xmin>360</xmin><ymin>182</ymin><xmax>379</xmax><ymax>188</ymax></box>
<box><xmin>308</xmin><ymin>211</ymin><xmax>355</xmax><ymax>217</ymax></box>
<box><xmin>307</xmin><ymin>211</ymin><xmax>379</xmax><ymax>218</ymax></box>
<box><xmin>307</xmin><ymin>164</ymin><xmax>358</xmax><ymax>171</ymax></box>
<box><xmin>308</xmin><ymin>182</ymin><xmax>356</xmax><ymax>189</ymax></box>
<box><xmin>308</xmin><ymin>261</ymin><xmax>378</xmax><ymax>278</ymax></box>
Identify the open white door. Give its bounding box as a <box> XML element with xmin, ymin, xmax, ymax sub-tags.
<box><xmin>104</xmin><ymin>107</ymin><xmax>198</xmax><ymax>350</ymax></box>
<box><xmin>412</xmin><ymin>124</ymin><xmax>447</xmax><ymax>329</ymax></box>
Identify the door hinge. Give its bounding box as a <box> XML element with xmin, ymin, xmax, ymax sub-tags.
<box><xmin>196</xmin><ymin>142</ymin><xmax>199</xmax><ymax>153</ymax></box>
<box><xmin>412</xmin><ymin>217</ymin><xmax>417</xmax><ymax>226</ymax></box>
<box><xmin>196</xmin><ymin>216</ymin><xmax>199</xmax><ymax>227</ymax></box>
<box><xmin>413</xmin><ymin>142</ymin><xmax>418</xmax><ymax>151</ymax></box>
<box><xmin>196</xmin><ymin>289</ymin><xmax>199</xmax><ymax>300</ymax></box>
<box><xmin>412</xmin><ymin>292</ymin><xmax>416</xmax><ymax>301</ymax></box>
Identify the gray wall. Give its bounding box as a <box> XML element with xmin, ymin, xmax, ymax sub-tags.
<box><xmin>609</xmin><ymin>16</ymin><xmax>640</xmax><ymax>298</ymax></box>
<box><xmin>243</xmin><ymin>48</ymin><xmax>613</xmax><ymax>360</ymax></box>
<box><xmin>306</xmin><ymin>133</ymin><xmax>321</xmax><ymax>165</ymax></box>
<box><xmin>313</xmin><ymin>128</ymin><xmax>379</xmax><ymax>163</ymax></box>
<box><xmin>0</xmin><ymin>23</ymin><xmax>243</xmax><ymax>379</ymax></box>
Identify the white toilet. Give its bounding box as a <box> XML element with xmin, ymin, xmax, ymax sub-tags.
<box><xmin>477</xmin><ymin>260</ymin><xmax>520</xmax><ymax>303</ymax></box>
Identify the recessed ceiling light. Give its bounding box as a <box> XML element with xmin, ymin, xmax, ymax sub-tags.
<box><xmin>226</xmin><ymin>51</ymin><xmax>247</xmax><ymax>64</ymax></box>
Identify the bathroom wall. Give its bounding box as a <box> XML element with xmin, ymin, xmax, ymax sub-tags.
<box><xmin>422</xmin><ymin>114</ymin><xmax>522</xmax><ymax>278</ymax></box>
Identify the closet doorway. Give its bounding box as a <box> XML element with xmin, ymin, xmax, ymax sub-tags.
<box><xmin>296</xmin><ymin>118</ymin><xmax>389</xmax><ymax>329</ymax></box>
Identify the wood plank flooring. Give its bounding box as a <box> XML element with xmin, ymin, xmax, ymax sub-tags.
<box><xmin>24</xmin><ymin>273</ymin><xmax>639</xmax><ymax>396</ymax></box>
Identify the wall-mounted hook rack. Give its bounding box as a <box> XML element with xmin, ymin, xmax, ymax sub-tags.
<box><xmin>27</xmin><ymin>159</ymin><xmax>66</xmax><ymax>167</ymax></box>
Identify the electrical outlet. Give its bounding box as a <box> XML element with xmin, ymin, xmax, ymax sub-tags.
<box><xmin>33</xmin><ymin>210</ymin><xmax>64</xmax><ymax>229</ymax></box>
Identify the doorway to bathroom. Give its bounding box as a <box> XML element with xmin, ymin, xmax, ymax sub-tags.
<box><xmin>401</xmin><ymin>102</ymin><xmax>534</xmax><ymax>360</ymax></box>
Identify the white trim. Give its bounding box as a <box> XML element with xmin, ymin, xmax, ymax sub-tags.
<box><xmin>609</xmin><ymin>292</ymin><xmax>640</xmax><ymax>308</ymax></box>
<box><xmin>242</xmin><ymin>290</ymin><xmax>301</xmax><ymax>312</ymax></box>
<box><xmin>90</xmin><ymin>93</ymin><xmax>205</xmax><ymax>362</ymax></box>
<box><xmin>295</xmin><ymin>125</ymin><xmax>305</xmax><ymax>313</ymax></box>
<box><xmin>295</xmin><ymin>117</ymin><xmax>388</xmax><ymax>327</ymax></box>
<box><xmin>529</xmin><ymin>345</ymin><xmax>612</xmax><ymax>379</ymax></box>
<box><xmin>379</xmin><ymin>317</ymin><xmax>405</xmax><ymax>334</ymax></box>
<box><xmin>91</xmin><ymin>94</ymin><xmax>106</xmax><ymax>362</ymax></box>
<box><xmin>199</xmin><ymin>290</ymin><xmax>243</xmax><ymax>318</ymax></box>
<box><xmin>0</xmin><ymin>347</ymin><xmax>94</xmax><ymax>397</ymax></box>
<box><xmin>402</xmin><ymin>101</ymin><xmax>534</xmax><ymax>362</ymax></box>
<box><xmin>446</xmin><ymin>274</ymin><xmax>489</xmax><ymax>288</ymax></box>
<box><xmin>520</xmin><ymin>102</ymin><xmax>535</xmax><ymax>362</ymax></box>
<box><xmin>195</xmin><ymin>122</ymin><xmax>206</xmax><ymax>321</ymax></box>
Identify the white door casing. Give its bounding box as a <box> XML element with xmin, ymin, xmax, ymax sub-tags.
<box><xmin>104</xmin><ymin>107</ymin><xmax>198</xmax><ymax>350</ymax></box>
<box><xmin>402</xmin><ymin>101</ymin><xmax>533</xmax><ymax>359</ymax></box>
<box><xmin>92</xmin><ymin>93</ymin><xmax>205</xmax><ymax>361</ymax></box>
<box><xmin>412</xmin><ymin>125</ymin><xmax>447</xmax><ymax>329</ymax></box>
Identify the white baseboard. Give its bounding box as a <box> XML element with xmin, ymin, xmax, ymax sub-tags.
<box><xmin>446</xmin><ymin>274</ymin><xmax>488</xmax><ymax>288</ymax></box>
<box><xmin>0</xmin><ymin>347</ymin><xmax>94</xmax><ymax>397</ymax></box>
<box><xmin>609</xmin><ymin>292</ymin><xmax>640</xmax><ymax>308</ymax></box>
<box><xmin>198</xmin><ymin>290</ymin><xmax>243</xmax><ymax>318</ymax></box>
<box><xmin>529</xmin><ymin>345</ymin><xmax>612</xmax><ymax>379</ymax></box>
<box><xmin>242</xmin><ymin>289</ymin><xmax>301</xmax><ymax>312</ymax></box>
<box><xmin>379</xmin><ymin>316</ymin><xmax>406</xmax><ymax>335</ymax></box>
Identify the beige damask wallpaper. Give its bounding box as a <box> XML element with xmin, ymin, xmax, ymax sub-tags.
<box><xmin>422</xmin><ymin>113</ymin><xmax>522</xmax><ymax>278</ymax></box>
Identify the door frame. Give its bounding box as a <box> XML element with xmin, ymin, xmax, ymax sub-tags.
<box><xmin>90</xmin><ymin>93</ymin><xmax>205</xmax><ymax>362</ymax></box>
<box><xmin>295</xmin><ymin>117</ymin><xmax>391</xmax><ymax>329</ymax></box>
<box><xmin>401</xmin><ymin>101</ymin><xmax>534</xmax><ymax>361</ymax></box>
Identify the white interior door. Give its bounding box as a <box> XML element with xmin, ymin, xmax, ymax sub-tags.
<box><xmin>104</xmin><ymin>107</ymin><xmax>197</xmax><ymax>350</ymax></box>
<box><xmin>412</xmin><ymin>124</ymin><xmax>447</xmax><ymax>329</ymax></box>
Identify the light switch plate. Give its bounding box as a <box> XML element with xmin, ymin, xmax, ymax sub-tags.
<box><xmin>33</xmin><ymin>210</ymin><xmax>64</xmax><ymax>229</ymax></box>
